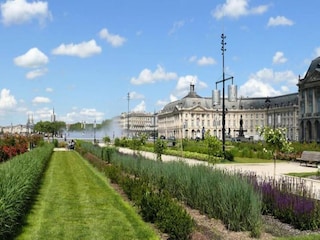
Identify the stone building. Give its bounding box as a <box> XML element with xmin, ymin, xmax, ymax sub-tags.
<box><xmin>119</xmin><ymin>111</ymin><xmax>157</xmax><ymax>138</ymax></box>
<box><xmin>297</xmin><ymin>56</ymin><xmax>320</xmax><ymax>142</ymax></box>
<box><xmin>1</xmin><ymin>115</ymin><xmax>34</xmax><ymax>135</ymax></box>
<box><xmin>157</xmin><ymin>83</ymin><xmax>299</xmax><ymax>141</ymax></box>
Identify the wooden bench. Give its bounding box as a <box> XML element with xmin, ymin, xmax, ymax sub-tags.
<box><xmin>296</xmin><ymin>151</ymin><xmax>320</xmax><ymax>167</ymax></box>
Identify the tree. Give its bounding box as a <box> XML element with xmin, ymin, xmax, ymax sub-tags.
<box><xmin>204</xmin><ymin>131</ymin><xmax>222</xmax><ymax>164</ymax></box>
<box><xmin>103</xmin><ymin>136</ymin><xmax>111</xmax><ymax>144</ymax></box>
<box><xmin>257</xmin><ymin>126</ymin><xmax>293</xmax><ymax>178</ymax></box>
<box><xmin>34</xmin><ymin>121</ymin><xmax>66</xmax><ymax>137</ymax></box>
<box><xmin>154</xmin><ymin>139</ymin><xmax>166</xmax><ymax>161</ymax></box>
<box><xmin>257</xmin><ymin>126</ymin><xmax>293</xmax><ymax>160</ymax></box>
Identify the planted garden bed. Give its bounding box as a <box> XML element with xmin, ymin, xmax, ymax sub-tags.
<box><xmin>79</xmin><ymin>142</ymin><xmax>320</xmax><ymax>239</ymax></box>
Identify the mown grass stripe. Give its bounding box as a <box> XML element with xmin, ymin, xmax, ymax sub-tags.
<box><xmin>17</xmin><ymin>151</ymin><xmax>159</xmax><ymax>240</ymax></box>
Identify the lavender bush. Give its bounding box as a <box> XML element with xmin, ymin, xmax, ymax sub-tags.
<box><xmin>243</xmin><ymin>172</ymin><xmax>320</xmax><ymax>230</ymax></box>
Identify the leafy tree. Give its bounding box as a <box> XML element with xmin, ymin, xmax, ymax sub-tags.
<box><xmin>34</xmin><ymin>121</ymin><xmax>66</xmax><ymax>137</ymax></box>
<box><xmin>154</xmin><ymin>139</ymin><xmax>166</xmax><ymax>161</ymax></box>
<box><xmin>139</xmin><ymin>133</ymin><xmax>148</xmax><ymax>145</ymax></box>
<box><xmin>103</xmin><ymin>136</ymin><xmax>111</xmax><ymax>144</ymax></box>
<box><xmin>257</xmin><ymin>126</ymin><xmax>293</xmax><ymax>160</ymax></box>
<box><xmin>204</xmin><ymin>131</ymin><xmax>222</xmax><ymax>164</ymax></box>
<box><xmin>131</xmin><ymin>137</ymin><xmax>142</xmax><ymax>155</ymax></box>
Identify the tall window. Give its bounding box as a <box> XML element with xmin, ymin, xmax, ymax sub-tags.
<box><xmin>307</xmin><ymin>88</ymin><xmax>313</xmax><ymax>113</ymax></box>
<box><xmin>300</xmin><ymin>90</ymin><xmax>305</xmax><ymax>115</ymax></box>
<box><xmin>316</xmin><ymin>88</ymin><xmax>320</xmax><ymax>113</ymax></box>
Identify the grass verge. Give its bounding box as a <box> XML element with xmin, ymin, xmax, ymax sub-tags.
<box><xmin>285</xmin><ymin>172</ymin><xmax>318</xmax><ymax>178</ymax></box>
<box><xmin>16</xmin><ymin>151</ymin><xmax>159</xmax><ymax>240</ymax></box>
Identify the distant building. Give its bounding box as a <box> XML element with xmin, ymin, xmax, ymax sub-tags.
<box><xmin>297</xmin><ymin>56</ymin><xmax>320</xmax><ymax>142</ymax></box>
<box><xmin>1</xmin><ymin>115</ymin><xmax>34</xmax><ymax>135</ymax></box>
<box><xmin>157</xmin><ymin>83</ymin><xmax>299</xmax><ymax>141</ymax></box>
<box><xmin>118</xmin><ymin>111</ymin><xmax>157</xmax><ymax>138</ymax></box>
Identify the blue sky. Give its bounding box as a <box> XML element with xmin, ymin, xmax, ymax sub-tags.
<box><xmin>0</xmin><ymin>0</ymin><xmax>319</xmax><ymax>126</ymax></box>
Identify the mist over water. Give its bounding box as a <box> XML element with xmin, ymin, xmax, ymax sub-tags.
<box><xmin>64</xmin><ymin>118</ymin><xmax>123</xmax><ymax>142</ymax></box>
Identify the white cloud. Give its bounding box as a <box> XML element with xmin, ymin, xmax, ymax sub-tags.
<box><xmin>156</xmin><ymin>99</ymin><xmax>169</xmax><ymax>109</ymax></box>
<box><xmin>267</xmin><ymin>16</ymin><xmax>294</xmax><ymax>27</ymax></box>
<box><xmin>99</xmin><ymin>28</ymin><xmax>126</xmax><ymax>47</ymax></box>
<box><xmin>188</xmin><ymin>56</ymin><xmax>197</xmax><ymax>62</ymax></box>
<box><xmin>239</xmin><ymin>78</ymin><xmax>279</xmax><ymax>97</ymax></box>
<box><xmin>32</xmin><ymin>96</ymin><xmax>50</xmax><ymax>104</ymax></box>
<box><xmin>212</xmin><ymin>0</ymin><xmax>268</xmax><ymax>19</ymax></box>
<box><xmin>33</xmin><ymin>107</ymin><xmax>51</xmax><ymax>121</ymax></box>
<box><xmin>191</xmin><ymin>56</ymin><xmax>216</xmax><ymax>66</ymax></box>
<box><xmin>172</xmin><ymin>75</ymin><xmax>207</xmax><ymax>99</ymax></box>
<box><xmin>1</xmin><ymin>0</ymin><xmax>52</xmax><ymax>26</ymax></box>
<box><xmin>129</xmin><ymin>91</ymin><xmax>144</xmax><ymax>100</ymax></box>
<box><xmin>272</xmin><ymin>51</ymin><xmax>287</xmax><ymax>64</ymax></box>
<box><xmin>169</xmin><ymin>94</ymin><xmax>178</xmax><ymax>102</ymax></box>
<box><xmin>52</xmin><ymin>39</ymin><xmax>102</xmax><ymax>58</ymax></box>
<box><xmin>168</xmin><ymin>20</ymin><xmax>185</xmax><ymax>35</ymax></box>
<box><xmin>79</xmin><ymin>108</ymin><xmax>104</xmax><ymax>118</ymax></box>
<box><xmin>314</xmin><ymin>47</ymin><xmax>320</xmax><ymax>58</ymax></box>
<box><xmin>132</xmin><ymin>101</ymin><xmax>146</xmax><ymax>112</ymax></box>
<box><xmin>57</xmin><ymin>108</ymin><xmax>105</xmax><ymax>124</ymax></box>
<box><xmin>45</xmin><ymin>87</ymin><xmax>53</xmax><ymax>92</ymax></box>
<box><xmin>238</xmin><ymin>68</ymin><xmax>297</xmax><ymax>97</ymax></box>
<box><xmin>0</xmin><ymin>89</ymin><xmax>17</xmax><ymax>109</ymax></box>
<box><xmin>130</xmin><ymin>65</ymin><xmax>178</xmax><ymax>85</ymax></box>
<box><xmin>14</xmin><ymin>48</ymin><xmax>48</xmax><ymax>68</ymax></box>
<box><xmin>26</xmin><ymin>68</ymin><xmax>48</xmax><ymax>79</ymax></box>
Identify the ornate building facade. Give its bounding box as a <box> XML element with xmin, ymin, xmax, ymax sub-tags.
<box><xmin>157</xmin><ymin>83</ymin><xmax>299</xmax><ymax>141</ymax></box>
<box><xmin>118</xmin><ymin>111</ymin><xmax>157</xmax><ymax>138</ymax></box>
<box><xmin>297</xmin><ymin>57</ymin><xmax>320</xmax><ymax>142</ymax></box>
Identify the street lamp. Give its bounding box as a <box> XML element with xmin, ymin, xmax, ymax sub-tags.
<box><xmin>214</xmin><ymin>33</ymin><xmax>233</xmax><ymax>159</ymax></box>
<box><xmin>93</xmin><ymin>119</ymin><xmax>96</xmax><ymax>143</ymax></box>
<box><xmin>127</xmin><ymin>92</ymin><xmax>130</xmax><ymax>138</ymax></box>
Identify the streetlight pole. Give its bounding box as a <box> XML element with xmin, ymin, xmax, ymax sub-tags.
<box><xmin>221</xmin><ymin>34</ymin><xmax>226</xmax><ymax>158</ymax></box>
<box><xmin>127</xmin><ymin>92</ymin><xmax>130</xmax><ymax>138</ymax></box>
<box><xmin>153</xmin><ymin>110</ymin><xmax>156</xmax><ymax>145</ymax></box>
<box><xmin>214</xmin><ymin>34</ymin><xmax>234</xmax><ymax>159</ymax></box>
<box><xmin>93</xmin><ymin>119</ymin><xmax>96</xmax><ymax>143</ymax></box>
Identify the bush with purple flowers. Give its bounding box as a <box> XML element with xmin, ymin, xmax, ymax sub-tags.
<box><xmin>245</xmin><ymin>172</ymin><xmax>320</xmax><ymax>231</ymax></box>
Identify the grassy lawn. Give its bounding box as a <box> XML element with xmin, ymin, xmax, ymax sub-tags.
<box><xmin>232</xmin><ymin>157</ymin><xmax>286</xmax><ymax>164</ymax></box>
<box><xmin>16</xmin><ymin>151</ymin><xmax>159</xmax><ymax>240</ymax></box>
<box><xmin>276</xmin><ymin>234</ymin><xmax>320</xmax><ymax>240</ymax></box>
<box><xmin>286</xmin><ymin>171</ymin><xmax>319</xmax><ymax>178</ymax></box>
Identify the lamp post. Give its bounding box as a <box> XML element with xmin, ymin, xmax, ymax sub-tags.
<box><xmin>127</xmin><ymin>92</ymin><xmax>130</xmax><ymax>138</ymax></box>
<box><xmin>153</xmin><ymin>111</ymin><xmax>156</xmax><ymax>145</ymax></box>
<box><xmin>93</xmin><ymin>119</ymin><xmax>96</xmax><ymax>143</ymax></box>
<box><xmin>215</xmin><ymin>34</ymin><xmax>233</xmax><ymax>159</ymax></box>
<box><xmin>221</xmin><ymin>34</ymin><xmax>226</xmax><ymax>158</ymax></box>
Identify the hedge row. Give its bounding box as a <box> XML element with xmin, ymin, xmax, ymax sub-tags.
<box><xmin>0</xmin><ymin>144</ymin><xmax>54</xmax><ymax>239</ymax></box>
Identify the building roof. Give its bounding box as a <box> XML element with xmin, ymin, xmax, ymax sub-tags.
<box><xmin>305</xmin><ymin>56</ymin><xmax>320</xmax><ymax>79</ymax></box>
<box><xmin>160</xmin><ymin>83</ymin><xmax>298</xmax><ymax>114</ymax></box>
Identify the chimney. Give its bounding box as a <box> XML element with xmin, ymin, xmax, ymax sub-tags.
<box><xmin>190</xmin><ymin>82</ymin><xmax>195</xmax><ymax>93</ymax></box>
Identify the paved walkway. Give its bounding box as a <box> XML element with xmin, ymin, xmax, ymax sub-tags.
<box><xmin>118</xmin><ymin>147</ymin><xmax>320</xmax><ymax>199</ymax></box>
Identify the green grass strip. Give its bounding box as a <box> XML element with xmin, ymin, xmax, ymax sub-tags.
<box><xmin>16</xmin><ymin>151</ymin><xmax>159</xmax><ymax>240</ymax></box>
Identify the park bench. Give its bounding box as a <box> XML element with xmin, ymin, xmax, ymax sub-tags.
<box><xmin>296</xmin><ymin>151</ymin><xmax>320</xmax><ymax>167</ymax></box>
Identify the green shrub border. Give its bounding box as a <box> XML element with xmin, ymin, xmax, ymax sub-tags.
<box><xmin>0</xmin><ymin>144</ymin><xmax>54</xmax><ymax>239</ymax></box>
